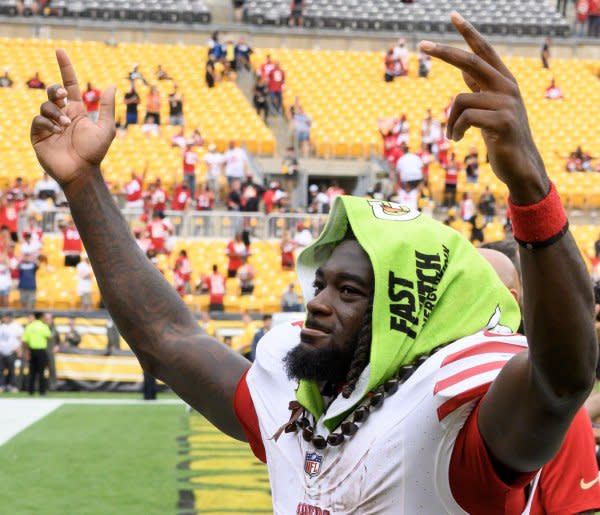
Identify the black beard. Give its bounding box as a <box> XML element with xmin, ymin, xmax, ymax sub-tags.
<box><xmin>283</xmin><ymin>341</ymin><xmax>355</xmax><ymax>385</ymax></box>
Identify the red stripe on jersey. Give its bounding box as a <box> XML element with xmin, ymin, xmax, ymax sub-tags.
<box><xmin>434</xmin><ymin>360</ymin><xmax>508</xmax><ymax>395</ymax></box>
<box><xmin>442</xmin><ymin>341</ymin><xmax>525</xmax><ymax>367</ymax></box>
<box><xmin>437</xmin><ymin>383</ymin><xmax>490</xmax><ymax>421</ymax></box>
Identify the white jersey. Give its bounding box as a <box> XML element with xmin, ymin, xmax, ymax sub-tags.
<box><xmin>247</xmin><ymin>322</ymin><xmax>530</xmax><ymax>514</ymax></box>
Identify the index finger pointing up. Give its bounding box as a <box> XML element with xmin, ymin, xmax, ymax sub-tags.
<box><xmin>450</xmin><ymin>11</ymin><xmax>515</xmax><ymax>82</ymax></box>
<box><xmin>55</xmin><ymin>49</ymin><xmax>82</xmax><ymax>102</ymax></box>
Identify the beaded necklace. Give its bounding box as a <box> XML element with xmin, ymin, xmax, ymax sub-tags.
<box><xmin>278</xmin><ymin>348</ymin><xmax>444</xmax><ymax>450</ymax></box>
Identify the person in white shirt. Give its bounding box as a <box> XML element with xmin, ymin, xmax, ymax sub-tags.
<box><xmin>224</xmin><ymin>141</ymin><xmax>249</xmax><ymax>184</ymax></box>
<box><xmin>0</xmin><ymin>253</ymin><xmax>12</xmax><ymax>307</ymax></box>
<box><xmin>396</xmin><ymin>144</ymin><xmax>424</xmax><ymax>187</ymax></box>
<box><xmin>33</xmin><ymin>172</ymin><xmax>60</xmax><ymax>202</ymax></box>
<box><xmin>20</xmin><ymin>232</ymin><xmax>42</xmax><ymax>259</ymax></box>
<box><xmin>0</xmin><ymin>313</ymin><xmax>23</xmax><ymax>391</ymax></box>
<box><xmin>76</xmin><ymin>256</ymin><xmax>93</xmax><ymax>310</ymax></box>
<box><xmin>293</xmin><ymin>223</ymin><xmax>314</xmax><ymax>248</ymax></box>
<box><xmin>392</xmin><ymin>38</ymin><xmax>409</xmax><ymax>75</ymax></box>
<box><xmin>204</xmin><ymin>143</ymin><xmax>225</xmax><ymax>199</ymax></box>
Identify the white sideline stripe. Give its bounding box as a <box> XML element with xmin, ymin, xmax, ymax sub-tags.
<box><xmin>0</xmin><ymin>398</ymin><xmax>185</xmax><ymax>446</ymax></box>
<box><xmin>0</xmin><ymin>399</ymin><xmax>63</xmax><ymax>446</ymax></box>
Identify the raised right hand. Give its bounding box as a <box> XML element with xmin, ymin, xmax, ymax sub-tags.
<box><xmin>30</xmin><ymin>49</ymin><xmax>116</xmax><ymax>188</ymax></box>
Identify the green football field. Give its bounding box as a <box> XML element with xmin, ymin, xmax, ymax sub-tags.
<box><xmin>0</xmin><ymin>394</ymin><xmax>271</xmax><ymax>515</ymax></box>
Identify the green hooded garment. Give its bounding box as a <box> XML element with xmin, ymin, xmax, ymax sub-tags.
<box><xmin>295</xmin><ymin>196</ymin><xmax>521</xmax><ymax>432</ymax></box>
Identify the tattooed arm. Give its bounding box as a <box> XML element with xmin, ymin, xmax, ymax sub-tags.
<box><xmin>30</xmin><ymin>50</ymin><xmax>250</xmax><ymax>440</ymax></box>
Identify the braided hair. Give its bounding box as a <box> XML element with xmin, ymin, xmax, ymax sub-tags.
<box><xmin>341</xmin><ymin>294</ymin><xmax>374</xmax><ymax>398</ymax></box>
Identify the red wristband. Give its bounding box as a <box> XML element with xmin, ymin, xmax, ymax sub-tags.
<box><xmin>508</xmin><ymin>182</ymin><xmax>568</xmax><ymax>249</ymax></box>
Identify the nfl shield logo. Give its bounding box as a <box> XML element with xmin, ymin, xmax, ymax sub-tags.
<box><xmin>304</xmin><ymin>451</ymin><xmax>323</xmax><ymax>478</ymax></box>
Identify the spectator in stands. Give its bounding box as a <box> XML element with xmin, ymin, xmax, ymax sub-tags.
<box><xmin>182</xmin><ymin>142</ymin><xmax>198</xmax><ymax>199</ymax></box>
<box><xmin>207</xmin><ymin>31</ymin><xmax>224</xmax><ymax>61</ymax></box>
<box><xmin>17</xmin><ymin>253</ymin><xmax>38</xmax><ymax>308</ymax></box>
<box><xmin>396</xmin><ymin>144</ymin><xmax>424</xmax><ymax>190</ymax></box>
<box><xmin>232</xmin><ymin>0</ymin><xmax>245</xmax><ymax>22</ymax></box>
<box><xmin>393</xmin><ymin>38</ymin><xmax>409</xmax><ymax>76</ymax></box>
<box><xmin>128</xmin><ymin>64</ymin><xmax>148</xmax><ymax>86</ymax></box>
<box><xmin>250</xmin><ymin>314</ymin><xmax>272</xmax><ymax>361</ymax></box>
<box><xmin>226</xmin><ymin>179</ymin><xmax>243</xmax><ymax>212</ymax></box>
<box><xmin>237</xmin><ymin>257</ymin><xmax>255</xmax><ymax>295</ymax></box>
<box><xmin>436</xmin><ymin>122</ymin><xmax>450</xmax><ymax>166</ymax></box>
<box><xmin>326</xmin><ymin>181</ymin><xmax>345</xmax><ymax>205</ymax></box>
<box><xmin>147</xmin><ymin>212</ymin><xmax>172</xmax><ymax>254</ymax></box>
<box><xmin>43</xmin><ymin>313</ymin><xmax>59</xmax><ymax>390</ymax></box>
<box><xmin>61</xmin><ymin>219</ymin><xmax>82</xmax><ymax>267</ymax></box>
<box><xmin>469</xmin><ymin>206</ymin><xmax>488</xmax><ymax>245</ymax></box>
<box><xmin>294</xmin><ymin>107</ymin><xmax>312</xmax><ymax>158</ymax></box>
<box><xmin>268</xmin><ymin>61</ymin><xmax>285</xmax><ymax>115</ymax></box>
<box><xmin>156</xmin><ymin>64</ymin><xmax>172</xmax><ymax>81</ymax></box>
<box><xmin>459</xmin><ymin>192</ymin><xmax>475</xmax><ymax>221</ymax></box>
<box><xmin>259</xmin><ymin>54</ymin><xmax>276</xmax><ymax>82</ymax></box>
<box><xmin>23</xmin><ymin>312</ymin><xmax>51</xmax><ymax>395</ymax></box>
<box><xmin>253</xmin><ymin>75</ymin><xmax>269</xmax><ymax>123</ymax></box>
<box><xmin>224</xmin><ymin>141</ymin><xmax>249</xmax><ymax>185</ymax></box>
<box><xmin>421</xmin><ymin>109</ymin><xmax>441</xmax><ymax>152</ymax></box>
<box><xmin>241</xmin><ymin>175</ymin><xmax>263</xmax><ymax>212</ymax></box>
<box><xmin>168</xmin><ymin>84</ymin><xmax>184</xmax><ymax>126</ymax></box>
<box><xmin>384</xmin><ymin>48</ymin><xmax>396</xmax><ymax>82</ymax></box>
<box><xmin>0</xmin><ymin>198</ymin><xmax>19</xmax><ymax>243</ymax></box>
<box><xmin>76</xmin><ymin>255</ymin><xmax>93</xmax><ymax>310</ymax></box>
<box><xmin>150</xmin><ymin>178</ymin><xmax>168</xmax><ymax>216</ymax></box>
<box><xmin>205</xmin><ymin>57</ymin><xmax>217</xmax><ymax>89</ymax></box>
<box><xmin>141</xmin><ymin>114</ymin><xmax>160</xmax><ymax>137</ymax></box>
<box><xmin>575</xmin><ymin>0</ymin><xmax>590</xmax><ymax>36</ymax></box>
<box><xmin>416</xmin><ymin>143</ymin><xmax>434</xmax><ymax>181</ymax></box>
<box><xmin>308</xmin><ymin>184</ymin><xmax>330</xmax><ymax>214</ymax></box>
<box><xmin>26</xmin><ymin>72</ymin><xmax>45</xmax><ymax>89</ymax></box>
<box><xmin>82</xmin><ymin>82</ymin><xmax>101</xmax><ymax>123</ymax></box>
<box><xmin>589</xmin><ymin>0</ymin><xmax>600</xmax><ymax>37</ymax></box>
<box><xmin>0</xmin><ymin>313</ymin><xmax>23</xmax><ymax>392</ymax></box>
<box><xmin>175</xmin><ymin>250</ymin><xmax>192</xmax><ymax>295</ymax></box>
<box><xmin>170</xmin><ymin>127</ymin><xmax>187</xmax><ymax>149</ymax></box>
<box><xmin>63</xmin><ymin>318</ymin><xmax>81</xmax><ymax>347</ymax></box>
<box><xmin>171</xmin><ymin>182</ymin><xmax>192</xmax><ymax>211</ymax></box>
<box><xmin>541</xmin><ymin>38</ymin><xmax>551</xmax><ymax>69</ymax></box>
<box><xmin>191</xmin><ymin>128</ymin><xmax>204</xmax><ymax>147</ymax></box>
<box><xmin>573</xmin><ymin>145</ymin><xmax>595</xmax><ymax>171</ymax></box>
<box><xmin>204</xmin><ymin>264</ymin><xmax>225</xmax><ymax>312</ymax></box>
<box><xmin>145</xmin><ymin>85</ymin><xmax>161</xmax><ymax>124</ymax></box>
<box><xmin>124</xmin><ymin>167</ymin><xmax>146</xmax><ymax>210</ymax></box>
<box><xmin>0</xmin><ymin>253</ymin><xmax>11</xmax><ymax>308</ymax></box>
<box><xmin>9</xmin><ymin>176</ymin><xmax>30</xmax><ymax>209</ymax></box>
<box><xmin>203</xmin><ymin>143</ymin><xmax>224</xmax><ymax>198</ymax></box>
<box><xmin>280</xmin><ymin>230</ymin><xmax>296</xmax><ymax>270</ymax></box>
<box><xmin>464</xmin><ymin>146</ymin><xmax>480</xmax><ymax>183</ymax></box>
<box><xmin>20</xmin><ymin>231</ymin><xmax>41</xmax><ymax>259</ymax></box>
<box><xmin>294</xmin><ymin>222</ymin><xmax>313</xmax><ymax>248</ymax></box>
<box><xmin>389</xmin><ymin>182</ymin><xmax>419</xmax><ymax>212</ymax></box>
<box><xmin>418</xmin><ymin>52</ymin><xmax>431</xmax><ymax>78</ymax></box>
<box><xmin>478</xmin><ymin>186</ymin><xmax>496</xmax><ymax>223</ymax></box>
<box><xmin>226</xmin><ymin>232</ymin><xmax>249</xmax><ymax>278</ymax></box>
<box><xmin>235</xmin><ymin>38</ymin><xmax>253</xmax><ymax>72</ymax></box>
<box><xmin>545</xmin><ymin>77</ymin><xmax>564</xmax><ymax>99</ymax></box>
<box><xmin>124</xmin><ymin>83</ymin><xmax>140</xmax><ymax>126</ymax></box>
<box><xmin>443</xmin><ymin>152</ymin><xmax>460</xmax><ymax>207</ymax></box>
<box><xmin>33</xmin><ymin>172</ymin><xmax>60</xmax><ymax>204</ymax></box>
<box><xmin>289</xmin><ymin>0</ymin><xmax>305</xmax><ymax>26</ymax></box>
<box><xmin>282</xmin><ymin>282</ymin><xmax>302</xmax><ymax>312</ymax></box>
<box><xmin>0</xmin><ymin>68</ymin><xmax>13</xmax><ymax>88</ymax></box>
<box><xmin>196</xmin><ymin>183</ymin><xmax>215</xmax><ymax>211</ymax></box>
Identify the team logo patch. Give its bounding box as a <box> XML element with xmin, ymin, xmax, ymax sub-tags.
<box><xmin>368</xmin><ymin>200</ymin><xmax>421</xmax><ymax>222</ymax></box>
<box><xmin>304</xmin><ymin>451</ymin><xmax>323</xmax><ymax>478</ymax></box>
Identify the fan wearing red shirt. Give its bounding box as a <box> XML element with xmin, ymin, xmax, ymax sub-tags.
<box><xmin>124</xmin><ymin>170</ymin><xmax>145</xmax><ymax>209</ymax></box>
<box><xmin>82</xmin><ymin>82</ymin><xmax>101</xmax><ymax>123</ymax></box>
<box><xmin>195</xmin><ymin>183</ymin><xmax>214</xmax><ymax>211</ymax></box>
<box><xmin>171</xmin><ymin>182</ymin><xmax>192</xmax><ymax>211</ymax></box>
<box><xmin>151</xmin><ymin>179</ymin><xmax>169</xmax><ymax>215</ymax></box>
<box><xmin>146</xmin><ymin>213</ymin><xmax>172</xmax><ymax>254</ymax></box>
<box><xmin>9</xmin><ymin>177</ymin><xmax>29</xmax><ymax>211</ymax></box>
<box><xmin>226</xmin><ymin>232</ymin><xmax>249</xmax><ymax>278</ymax></box>
<box><xmin>202</xmin><ymin>264</ymin><xmax>225</xmax><ymax>311</ymax></box>
<box><xmin>444</xmin><ymin>151</ymin><xmax>461</xmax><ymax>207</ymax></box>
<box><xmin>437</xmin><ymin>122</ymin><xmax>451</xmax><ymax>166</ymax></box>
<box><xmin>62</xmin><ymin>220</ymin><xmax>82</xmax><ymax>267</ymax></box>
<box><xmin>183</xmin><ymin>143</ymin><xmax>198</xmax><ymax>199</ymax></box>
<box><xmin>0</xmin><ymin>197</ymin><xmax>20</xmax><ymax>242</ymax></box>
<box><xmin>259</xmin><ymin>55</ymin><xmax>276</xmax><ymax>82</ymax></box>
<box><xmin>175</xmin><ymin>249</ymin><xmax>192</xmax><ymax>294</ymax></box>
<box><xmin>268</xmin><ymin>62</ymin><xmax>285</xmax><ymax>114</ymax></box>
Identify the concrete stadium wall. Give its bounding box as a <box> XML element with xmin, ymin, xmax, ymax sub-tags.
<box><xmin>1</xmin><ymin>17</ymin><xmax>599</xmax><ymax>59</ymax></box>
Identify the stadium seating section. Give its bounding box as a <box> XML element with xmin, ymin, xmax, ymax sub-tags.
<box><xmin>0</xmin><ymin>37</ymin><xmax>275</xmax><ymax>191</ymax></box>
<box><xmin>244</xmin><ymin>0</ymin><xmax>570</xmax><ymax>36</ymax></box>
<box><xmin>0</xmin><ymin>0</ymin><xmax>212</xmax><ymax>24</ymax></box>
<box><xmin>252</xmin><ymin>48</ymin><xmax>600</xmax><ymax>209</ymax></box>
